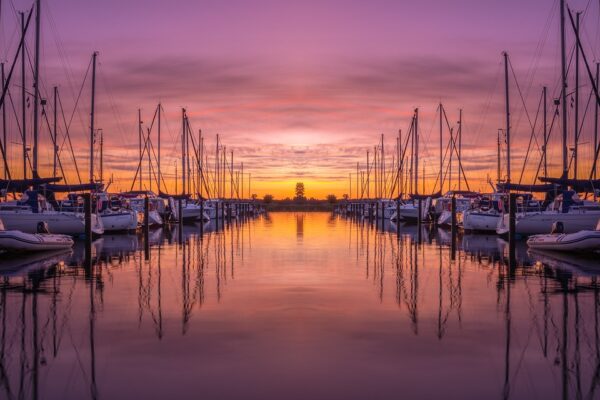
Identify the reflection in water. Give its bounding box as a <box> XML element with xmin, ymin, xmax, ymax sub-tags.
<box><xmin>0</xmin><ymin>212</ymin><xmax>599</xmax><ymax>399</ymax></box>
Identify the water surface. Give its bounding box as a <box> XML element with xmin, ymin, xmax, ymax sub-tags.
<box><xmin>1</xmin><ymin>212</ymin><xmax>599</xmax><ymax>400</ymax></box>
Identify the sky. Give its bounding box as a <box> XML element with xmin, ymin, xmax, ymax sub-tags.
<box><xmin>1</xmin><ymin>0</ymin><xmax>600</xmax><ymax>198</ymax></box>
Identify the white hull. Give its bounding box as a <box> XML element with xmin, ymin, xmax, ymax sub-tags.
<box><xmin>497</xmin><ymin>211</ymin><xmax>600</xmax><ymax>236</ymax></box>
<box><xmin>100</xmin><ymin>210</ymin><xmax>138</xmax><ymax>232</ymax></box>
<box><xmin>527</xmin><ymin>230</ymin><xmax>600</xmax><ymax>252</ymax></box>
<box><xmin>462</xmin><ymin>210</ymin><xmax>501</xmax><ymax>232</ymax></box>
<box><xmin>0</xmin><ymin>211</ymin><xmax>104</xmax><ymax>235</ymax></box>
<box><xmin>0</xmin><ymin>230</ymin><xmax>74</xmax><ymax>252</ymax></box>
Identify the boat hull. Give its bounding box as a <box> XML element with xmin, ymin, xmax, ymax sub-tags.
<box><xmin>497</xmin><ymin>211</ymin><xmax>600</xmax><ymax>236</ymax></box>
<box><xmin>0</xmin><ymin>211</ymin><xmax>104</xmax><ymax>236</ymax></box>
<box><xmin>0</xmin><ymin>230</ymin><xmax>74</xmax><ymax>252</ymax></box>
<box><xmin>527</xmin><ymin>230</ymin><xmax>600</xmax><ymax>252</ymax></box>
<box><xmin>100</xmin><ymin>210</ymin><xmax>138</xmax><ymax>232</ymax></box>
<box><xmin>462</xmin><ymin>210</ymin><xmax>500</xmax><ymax>233</ymax></box>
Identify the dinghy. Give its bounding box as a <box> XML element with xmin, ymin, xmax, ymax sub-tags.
<box><xmin>0</xmin><ymin>220</ymin><xmax>75</xmax><ymax>252</ymax></box>
<box><xmin>526</xmin><ymin>221</ymin><xmax>600</xmax><ymax>252</ymax></box>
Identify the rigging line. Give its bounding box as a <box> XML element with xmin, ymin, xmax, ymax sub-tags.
<box><xmin>41</xmin><ymin>104</ymin><xmax>67</xmax><ymax>182</ymax></box>
<box><xmin>518</xmin><ymin>90</ymin><xmax>544</xmax><ymax>184</ymax></box>
<box><xmin>57</xmin><ymin>90</ymin><xmax>82</xmax><ymax>184</ymax></box>
<box><xmin>508</xmin><ymin>57</ymin><xmax>535</xmax><ymax>131</ymax></box>
<box><xmin>65</xmin><ymin>56</ymin><xmax>92</xmax><ymax>136</ymax></box>
<box><xmin>533</xmin><ymin>103</ymin><xmax>560</xmax><ymax>182</ymax></box>
<box><xmin>442</xmin><ymin>106</ymin><xmax>471</xmax><ymax>191</ymax></box>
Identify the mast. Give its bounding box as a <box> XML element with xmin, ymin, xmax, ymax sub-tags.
<box><xmin>158</xmin><ymin>103</ymin><xmax>161</xmax><ymax>193</ymax></box>
<box><xmin>230</xmin><ymin>150</ymin><xmax>233</xmax><ymax>199</ymax></box>
<box><xmin>595</xmin><ymin>63</ymin><xmax>599</xmax><ymax>180</ymax></box>
<box><xmin>138</xmin><ymin>108</ymin><xmax>142</xmax><ymax>190</ymax></box>
<box><xmin>249</xmin><ymin>172</ymin><xmax>251</xmax><ymax>199</ymax></box>
<box><xmin>181</xmin><ymin>108</ymin><xmax>186</xmax><ymax>195</ymax></box>
<box><xmin>89</xmin><ymin>52</ymin><xmax>97</xmax><ymax>184</ymax></box>
<box><xmin>458</xmin><ymin>109</ymin><xmax>462</xmax><ymax>190</ymax></box>
<box><xmin>366</xmin><ymin>151</ymin><xmax>370</xmax><ymax>198</ymax></box>
<box><xmin>147</xmin><ymin>127</ymin><xmax>151</xmax><ymax>192</ymax></box>
<box><xmin>439</xmin><ymin>103</ymin><xmax>443</xmax><ymax>193</ymax></box>
<box><xmin>356</xmin><ymin>162</ymin><xmax>359</xmax><ymax>199</ymax></box>
<box><xmin>241</xmin><ymin>162</ymin><xmax>244</xmax><ymax>200</ymax></box>
<box><xmin>414</xmin><ymin>108</ymin><xmax>419</xmax><ymax>195</ymax></box>
<box><xmin>503</xmin><ymin>52</ymin><xmax>511</xmax><ymax>183</ymax></box>
<box><xmin>52</xmin><ymin>86</ymin><xmax>57</xmax><ymax>177</ymax></box>
<box><xmin>543</xmin><ymin>86</ymin><xmax>548</xmax><ymax>177</ymax></box>
<box><xmin>215</xmin><ymin>134</ymin><xmax>219</xmax><ymax>198</ymax></box>
<box><xmin>2</xmin><ymin>63</ymin><xmax>6</xmax><ymax>179</ymax></box>
<box><xmin>398</xmin><ymin>129</ymin><xmax>402</xmax><ymax>198</ymax></box>
<box><xmin>560</xmin><ymin>0</ymin><xmax>568</xmax><ymax>177</ymax></box>
<box><xmin>21</xmin><ymin>12</ymin><xmax>26</xmax><ymax>179</ymax></box>
<box><xmin>99</xmin><ymin>130</ymin><xmax>103</xmax><ymax>184</ymax></box>
<box><xmin>497</xmin><ymin>129</ymin><xmax>502</xmax><ymax>183</ymax></box>
<box><xmin>199</xmin><ymin>129</ymin><xmax>202</xmax><ymax>199</ymax></box>
<box><xmin>381</xmin><ymin>134</ymin><xmax>385</xmax><ymax>198</ymax></box>
<box><xmin>32</xmin><ymin>0</ymin><xmax>40</xmax><ymax>178</ymax></box>
<box><xmin>573</xmin><ymin>12</ymin><xmax>580</xmax><ymax>179</ymax></box>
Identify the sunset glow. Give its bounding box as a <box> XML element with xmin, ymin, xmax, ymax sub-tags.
<box><xmin>1</xmin><ymin>0</ymin><xmax>599</xmax><ymax>198</ymax></box>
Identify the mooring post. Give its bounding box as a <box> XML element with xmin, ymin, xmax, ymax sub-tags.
<box><xmin>509</xmin><ymin>193</ymin><xmax>517</xmax><ymax>263</ymax></box>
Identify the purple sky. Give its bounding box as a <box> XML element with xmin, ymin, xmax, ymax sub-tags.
<box><xmin>1</xmin><ymin>0</ymin><xmax>599</xmax><ymax>197</ymax></box>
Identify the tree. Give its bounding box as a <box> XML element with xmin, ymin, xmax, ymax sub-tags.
<box><xmin>263</xmin><ymin>194</ymin><xmax>274</xmax><ymax>204</ymax></box>
<box><xmin>294</xmin><ymin>182</ymin><xmax>306</xmax><ymax>201</ymax></box>
<box><xmin>326</xmin><ymin>194</ymin><xmax>337</xmax><ymax>204</ymax></box>
<box><xmin>342</xmin><ymin>194</ymin><xmax>349</xmax><ymax>200</ymax></box>
<box><xmin>251</xmin><ymin>193</ymin><xmax>257</xmax><ymax>200</ymax></box>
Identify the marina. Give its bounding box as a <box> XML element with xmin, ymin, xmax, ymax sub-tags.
<box><xmin>0</xmin><ymin>0</ymin><xmax>600</xmax><ymax>398</ymax></box>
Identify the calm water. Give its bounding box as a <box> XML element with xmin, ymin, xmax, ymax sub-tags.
<box><xmin>1</xmin><ymin>212</ymin><xmax>599</xmax><ymax>400</ymax></box>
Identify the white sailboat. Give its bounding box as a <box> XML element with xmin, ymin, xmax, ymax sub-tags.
<box><xmin>0</xmin><ymin>191</ymin><xmax>104</xmax><ymax>236</ymax></box>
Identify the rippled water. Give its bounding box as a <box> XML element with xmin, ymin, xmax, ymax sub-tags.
<box><xmin>1</xmin><ymin>212</ymin><xmax>599</xmax><ymax>400</ymax></box>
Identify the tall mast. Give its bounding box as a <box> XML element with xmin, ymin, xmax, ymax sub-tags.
<box><xmin>138</xmin><ymin>108</ymin><xmax>142</xmax><ymax>190</ymax></box>
<box><xmin>186</xmin><ymin>118</ymin><xmax>191</xmax><ymax>195</ymax></box>
<box><xmin>52</xmin><ymin>86</ymin><xmax>57</xmax><ymax>177</ymax></box>
<box><xmin>503</xmin><ymin>52</ymin><xmax>511</xmax><ymax>183</ymax></box>
<box><xmin>147</xmin><ymin>127</ymin><xmax>151</xmax><ymax>192</ymax></box>
<box><xmin>573</xmin><ymin>12</ymin><xmax>580</xmax><ymax>179</ymax></box>
<box><xmin>158</xmin><ymin>103</ymin><xmax>161</xmax><ymax>193</ymax></box>
<box><xmin>449</xmin><ymin>126</ymin><xmax>453</xmax><ymax>191</ymax></box>
<box><xmin>248</xmin><ymin>172</ymin><xmax>251</xmax><ymax>199</ymax></box>
<box><xmin>356</xmin><ymin>162</ymin><xmax>359</xmax><ymax>199</ymax></box>
<box><xmin>414</xmin><ymin>108</ymin><xmax>419</xmax><ymax>195</ymax></box>
<box><xmin>222</xmin><ymin>146</ymin><xmax>226</xmax><ymax>199</ymax></box>
<box><xmin>241</xmin><ymin>162</ymin><xmax>244</xmax><ymax>200</ymax></box>
<box><xmin>181</xmin><ymin>108</ymin><xmax>186</xmax><ymax>195</ymax></box>
<box><xmin>458</xmin><ymin>109</ymin><xmax>462</xmax><ymax>190</ymax></box>
<box><xmin>398</xmin><ymin>129</ymin><xmax>402</xmax><ymax>198</ymax></box>
<box><xmin>374</xmin><ymin>145</ymin><xmax>378</xmax><ymax>198</ymax></box>
<box><xmin>439</xmin><ymin>103</ymin><xmax>443</xmax><ymax>193</ymax></box>
<box><xmin>595</xmin><ymin>63</ymin><xmax>599</xmax><ymax>180</ymax></box>
<box><xmin>99</xmin><ymin>130</ymin><xmax>103</xmax><ymax>184</ymax></box>
<box><xmin>381</xmin><ymin>134</ymin><xmax>385</xmax><ymax>197</ymax></box>
<box><xmin>21</xmin><ymin>12</ymin><xmax>26</xmax><ymax>179</ymax></box>
<box><xmin>198</xmin><ymin>129</ymin><xmax>204</xmax><ymax>200</ymax></box>
<box><xmin>215</xmin><ymin>134</ymin><xmax>219</xmax><ymax>198</ymax></box>
<box><xmin>560</xmin><ymin>0</ymin><xmax>568</xmax><ymax>177</ymax></box>
<box><xmin>366</xmin><ymin>151</ymin><xmax>370</xmax><ymax>198</ymax></box>
<box><xmin>89</xmin><ymin>52</ymin><xmax>97</xmax><ymax>184</ymax></box>
<box><xmin>543</xmin><ymin>86</ymin><xmax>548</xmax><ymax>177</ymax></box>
<box><xmin>2</xmin><ymin>63</ymin><xmax>7</xmax><ymax>179</ymax></box>
<box><xmin>230</xmin><ymin>150</ymin><xmax>233</xmax><ymax>199</ymax></box>
<box><xmin>497</xmin><ymin>129</ymin><xmax>502</xmax><ymax>183</ymax></box>
<box><xmin>32</xmin><ymin>0</ymin><xmax>40</xmax><ymax>178</ymax></box>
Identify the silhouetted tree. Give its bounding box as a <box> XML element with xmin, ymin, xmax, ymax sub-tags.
<box><xmin>327</xmin><ymin>194</ymin><xmax>337</xmax><ymax>204</ymax></box>
<box><xmin>294</xmin><ymin>182</ymin><xmax>306</xmax><ymax>201</ymax></box>
<box><xmin>263</xmin><ymin>194</ymin><xmax>274</xmax><ymax>204</ymax></box>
